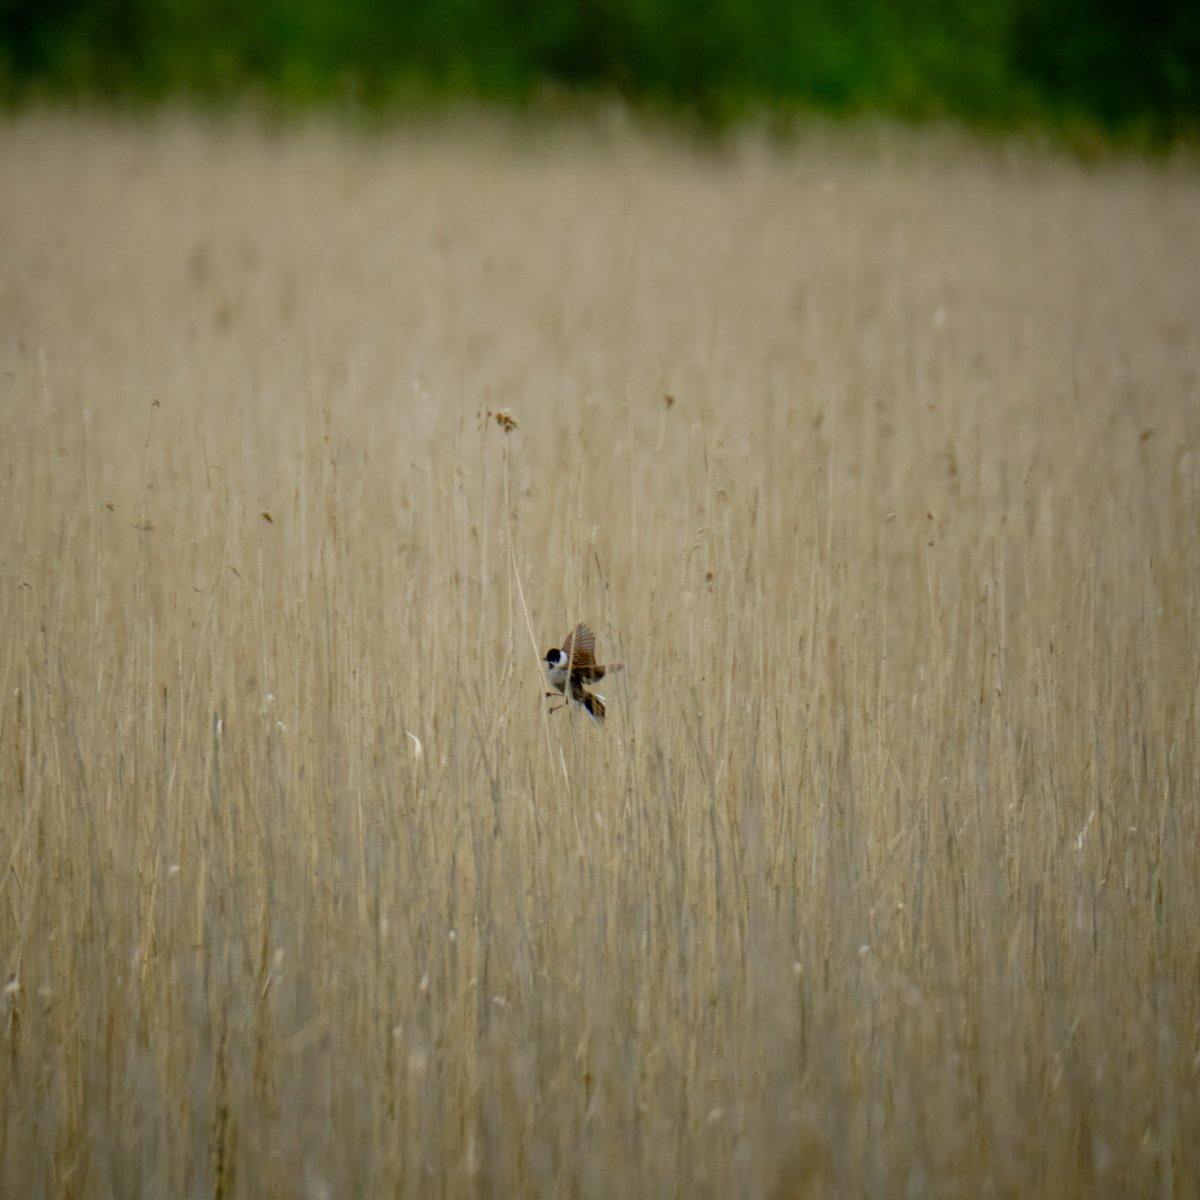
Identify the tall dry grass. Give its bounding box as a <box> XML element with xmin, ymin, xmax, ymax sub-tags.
<box><xmin>1</xmin><ymin>111</ymin><xmax>1198</xmax><ymax>1198</ymax></box>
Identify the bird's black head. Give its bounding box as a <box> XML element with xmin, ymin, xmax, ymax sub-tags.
<box><xmin>544</xmin><ymin>648</ymin><xmax>561</xmax><ymax>664</ymax></box>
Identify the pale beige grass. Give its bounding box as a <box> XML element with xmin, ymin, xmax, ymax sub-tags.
<box><xmin>1</xmin><ymin>110</ymin><xmax>1198</xmax><ymax>1198</ymax></box>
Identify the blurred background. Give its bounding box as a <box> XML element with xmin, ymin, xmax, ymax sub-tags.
<box><xmin>1</xmin><ymin>0</ymin><xmax>1197</xmax><ymax>139</ymax></box>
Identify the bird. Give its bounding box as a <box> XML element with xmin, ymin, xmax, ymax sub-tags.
<box><xmin>543</xmin><ymin>622</ymin><xmax>621</xmax><ymax>723</ymax></box>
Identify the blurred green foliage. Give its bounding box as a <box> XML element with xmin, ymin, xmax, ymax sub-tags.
<box><xmin>1</xmin><ymin>0</ymin><xmax>1196</xmax><ymax>136</ymax></box>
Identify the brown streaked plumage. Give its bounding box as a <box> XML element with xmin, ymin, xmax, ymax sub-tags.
<box><xmin>543</xmin><ymin>623</ymin><xmax>621</xmax><ymax>723</ymax></box>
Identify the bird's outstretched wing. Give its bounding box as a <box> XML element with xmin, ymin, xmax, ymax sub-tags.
<box><xmin>561</xmin><ymin>623</ymin><xmax>597</xmax><ymax>671</ymax></box>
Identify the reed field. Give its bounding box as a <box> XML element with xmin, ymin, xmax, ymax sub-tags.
<box><xmin>1</xmin><ymin>111</ymin><xmax>1198</xmax><ymax>1197</ymax></box>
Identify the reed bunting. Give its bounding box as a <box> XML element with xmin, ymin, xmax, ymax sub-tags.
<box><xmin>544</xmin><ymin>622</ymin><xmax>621</xmax><ymax>723</ymax></box>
